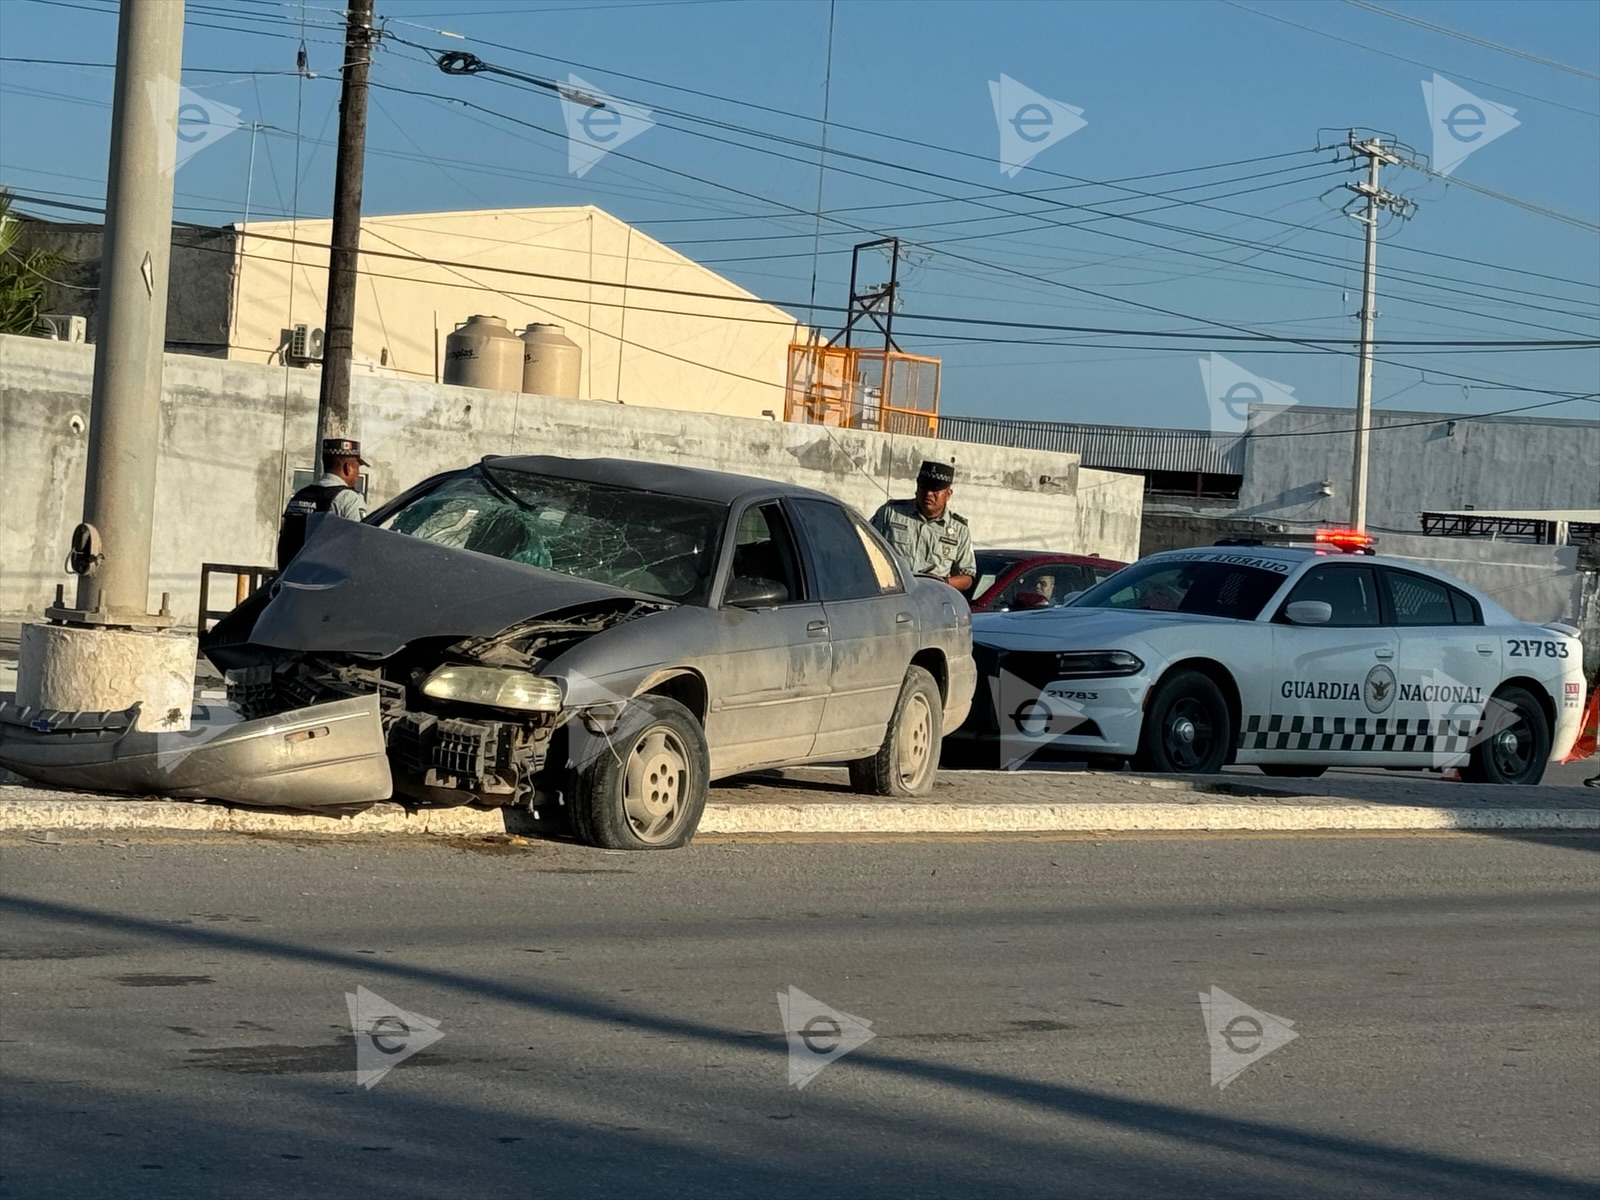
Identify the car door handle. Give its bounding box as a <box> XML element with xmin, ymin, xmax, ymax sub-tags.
<box><xmin>896</xmin><ymin>612</ymin><xmax>914</xmax><ymax>624</ymax></box>
<box><xmin>806</xmin><ymin>620</ymin><xmax>828</xmax><ymax>635</ymax></box>
<box><xmin>1375</xmin><ymin>649</ymin><xmax>1395</xmax><ymax>660</ymax></box>
<box><xmin>1477</xmin><ymin>644</ymin><xmax>1494</xmax><ymax>655</ymax></box>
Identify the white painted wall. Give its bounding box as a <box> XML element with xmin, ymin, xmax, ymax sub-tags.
<box><xmin>1</xmin><ymin>336</ymin><xmax>1144</xmax><ymax>626</ymax></box>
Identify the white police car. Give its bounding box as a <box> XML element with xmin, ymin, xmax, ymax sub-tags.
<box><xmin>946</xmin><ymin>532</ymin><xmax>1586</xmax><ymax>784</ymax></box>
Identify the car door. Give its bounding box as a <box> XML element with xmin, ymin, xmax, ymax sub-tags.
<box><xmin>789</xmin><ymin>497</ymin><xmax>918</xmax><ymax>759</ymax></box>
<box><xmin>1379</xmin><ymin>566</ymin><xmax>1500</xmax><ymax>764</ymax></box>
<box><xmin>1264</xmin><ymin>562</ymin><xmax>1400</xmax><ymax>763</ymax></box>
<box><xmin>704</xmin><ymin>500</ymin><xmax>830</xmax><ymax>775</ymax></box>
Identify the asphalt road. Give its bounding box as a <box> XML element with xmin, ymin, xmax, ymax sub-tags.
<box><xmin>2</xmin><ymin>833</ymin><xmax>1598</xmax><ymax>1200</ymax></box>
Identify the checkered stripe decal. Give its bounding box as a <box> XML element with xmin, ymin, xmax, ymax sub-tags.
<box><xmin>1239</xmin><ymin>714</ymin><xmax>1477</xmax><ymax>754</ymax></box>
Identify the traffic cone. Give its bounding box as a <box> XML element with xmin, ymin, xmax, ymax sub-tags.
<box><xmin>1563</xmin><ymin>678</ymin><xmax>1599</xmax><ymax>764</ymax></box>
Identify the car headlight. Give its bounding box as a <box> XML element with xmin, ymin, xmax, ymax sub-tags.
<box><xmin>421</xmin><ymin>665</ymin><xmax>563</xmax><ymax>712</ymax></box>
<box><xmin>1052</xmin><ymin>650</ymin><xmax>1144</xmax><ymax>677</ymax></box>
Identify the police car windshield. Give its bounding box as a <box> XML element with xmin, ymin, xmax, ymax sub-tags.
<box><xmin>379</xmin><ymin>466</ymin><xmax>726</xmax><ymax>604</ymax></box>
<box><xmin>1070</xmin><ymin>555</ymin><xmax>1288</xmax><ymax>620</ymax></box>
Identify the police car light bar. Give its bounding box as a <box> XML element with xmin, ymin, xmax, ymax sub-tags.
<box><xmin>1214</xmin><ymin>528</ymin><xmax>1377</xmax><ymax>555</ymax></box>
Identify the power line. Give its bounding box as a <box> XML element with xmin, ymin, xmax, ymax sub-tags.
<box><xmin>1341</xmin><ymin>0</ymin><xmax>1600</xmax><ymax>81</ymax></box>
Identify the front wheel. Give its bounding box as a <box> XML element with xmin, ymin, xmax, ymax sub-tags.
<box><xmin>569</xmin><ymin>695</ymin><xmax>709</xmax><ymax>849</ymax></box>
<box><xmin>849</xmin><ymin>666</ymin><xmax>942</xmax><ymax>796</ymax></box>
<box><xmin>1461</xmin><ymin>686</ymin><xmax>1550</xmax><ymax>785</ymax></box>
<box><xmin>1133</xmin><ymin>670</ymin><xmax>1232</xmax><ymax>774</ymax></box>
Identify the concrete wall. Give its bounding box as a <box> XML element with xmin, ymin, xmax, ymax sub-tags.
<box><xmin>231</xmin><ymin>206</ymin><xmax>807</xmax><ymax>420</ymax></box>
<box><xmin>0</xmin><ymin>336</ymin><xmax>1144</xmax><ymax>626</ymax></box>
<box><xmin>1238</xmin><ymin>404</ymin><xmax>1600</xmax><ymax>532</ymax></box>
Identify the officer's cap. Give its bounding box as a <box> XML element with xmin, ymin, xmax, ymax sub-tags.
<box><xmin>916</xmin><ymin>460</ymin><xmax>956</xmax><ymax>490</ymax></box>
<box><xmin>323</xmin><ymin>437</ymin><xmax>369</xmax><ymax>466</ymax></box>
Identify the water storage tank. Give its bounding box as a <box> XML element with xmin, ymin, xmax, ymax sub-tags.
<box><xmin>520</xmin><ymin>323</ymin><xmax>582</xmax><ymax>399</ymax></box>
<box><xmin>443</xmin><ymin>315</ymin><xmax>523</xmax><ymax>391</ymax></box>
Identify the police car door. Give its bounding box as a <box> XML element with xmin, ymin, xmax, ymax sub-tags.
<box><xmin>1262</xmin><ymin>562</ymin><xmax>1400</xmax><ymax>765</ymax></box>
<box><xmin>1379</xmin><ymin>566</ymin><xmax>1500</xmax><ymax>769</ymax></box>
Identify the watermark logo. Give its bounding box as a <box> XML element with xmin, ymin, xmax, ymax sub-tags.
<box><xmin>989</xmin><ymin>73</ymin><xmax>1086</xmax><ymax>178</ymax></box>
<box><xmin>356</xmin><ymin>379</ymin><xmax>444</xmax><ymax>460</ymax></box>
<box><xmin>778</xmin><ymin>985</ymin><xmax>875</xmax><ymax>1090</ymax></box>
<box><xmin>345</xmin><ymin>985</ymin><xmax>444</xmax><ymax>1089</ymax></box>
<box><xmin>995</xmin><ymin>664</ymin><xmax>1097</xmax><ymax>771</ymax></box>
<box><xmin>1422</xmin><ymin>73</ymin><xmax>1518</xmax><ymax>177</ymax></box>
<box><xmin>562</xmin><ymin>74</ymin><xmax>653</xmax><ymax>178</ymax></box>
<box><xmin>1199</xmin><ymin>985</ymin><xmax>1298</xmax><ymax>1090</ymax></box>
<box><xmin>149</xmin><ymin>76</ymin><xmax>242</xmax><ymax>175</ymax></box>
<box><xmin>1198</xmin><ymin>353</ymin><xmax>1297</xmax><ymax>436</ymax></box>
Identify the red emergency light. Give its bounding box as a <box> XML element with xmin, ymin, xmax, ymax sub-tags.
<box><xmin>1314</xmin><ymin>528</ymin><xmax>1375</xmax><ymax>552</ymax></box>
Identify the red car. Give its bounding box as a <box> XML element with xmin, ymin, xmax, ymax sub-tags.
<box><xmin>968</xmin><ymin>549</ymin><xmax>1127</xmax><ymax>612</ymax></box>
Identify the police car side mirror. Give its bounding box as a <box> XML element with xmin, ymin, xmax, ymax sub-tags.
<box><xmin>1284</xmin><ymin>600</ymin><xmax>1334</xmax><ymax>625</ymax></box>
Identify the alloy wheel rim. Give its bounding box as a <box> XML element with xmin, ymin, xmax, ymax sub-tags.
<box><xmin>897</xmin><ymin>693</ymin><xmax>935</xmax><ymax>788</ymax></box>
<box><xmin>1165</xmin><ymin>697</ymin><xmax>1214</xmax><ymax>771</ymax></box>
<box><xmin>623</xmin><ymin>727</ymin><xmax>690</xmax><ymax>843</ymax></box>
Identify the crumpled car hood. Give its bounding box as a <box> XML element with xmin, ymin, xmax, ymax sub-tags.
<box><xmin>223</xmin><ymin>517</ymin><xmax>665</xmax><ymax>657</ymax></box>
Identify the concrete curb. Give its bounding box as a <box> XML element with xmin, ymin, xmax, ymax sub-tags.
<box><xmin>2</xmin><ymin>791</ymin><xmax>1596</xmax><ymax>838</ymax></box>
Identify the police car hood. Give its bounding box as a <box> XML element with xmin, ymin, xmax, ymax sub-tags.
<box><xmin>210</xmin><ymin>517</ymin><xmax>665</xmax><ymax>659</ymax></box>
<box><xmin>972</xmin><ymin>606</ymin><xmax>1237</xmax><ymax>652</ymax></box>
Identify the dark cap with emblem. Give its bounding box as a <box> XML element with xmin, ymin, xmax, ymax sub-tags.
<box><xmin>322</xmin><ymin>437</ymin><xmax>369</xmax><ymax>466</ymax></box>
<box><xmin>916</xmin><ymin>460</ymin><xmax>955</xmax><ymax>491</ymax></box>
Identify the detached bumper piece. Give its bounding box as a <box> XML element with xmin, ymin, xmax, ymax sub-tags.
<box><xmin>0</xmin><ymin>695</ymin><xmax>393</xmax><ymax>809</ymax></box>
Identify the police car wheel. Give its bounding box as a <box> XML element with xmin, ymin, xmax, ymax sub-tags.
<box><xmin>569</xmin><ymin>696</ymin><xmax>710</xmax><ymax>849</ymax></box>
<box><xmin>849</xmin><ymin>666</ymin><xmax>942</xmax><ymax>797</ymax></box>
<box><xmin>1461</xmin><ymin>685</ymin><xmax>1550</xmax><ymax>786</ymax></box>
<box><xmin>1259</xmin><ymin>765</ymin><xmax>1328</xmax><ymax>779</ymax></box>
<box><xmin>1134</xmin><ymin>671</ymin><xmax>1231</xmax><ymax>775</ymax></box>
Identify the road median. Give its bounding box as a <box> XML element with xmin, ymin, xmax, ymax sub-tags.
<box><xmin>2</xmin><ymin>768</ymin><xmax>1597</xmax><ymax>839</ymax></box>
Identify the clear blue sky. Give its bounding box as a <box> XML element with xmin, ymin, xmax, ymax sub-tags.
<box><xmin>2</xmin><ymin>0</ymin><xmax>1596</xmax><ymax>431</ymax></box>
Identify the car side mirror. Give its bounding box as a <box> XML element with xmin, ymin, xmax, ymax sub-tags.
<box><xmin>725</xmin><ymin>577</ymin><xmax>788</xmax><ymax>608</ymax></box>
<box><xmin>1012</xmin><ymin>591</ymin><xmax>1050</xmax><ymax>610</ymax></box>
<box><xmin>1284</xmin><ymin>600</ymin><xmax>1334</xmax><ymax>625</ymax></box>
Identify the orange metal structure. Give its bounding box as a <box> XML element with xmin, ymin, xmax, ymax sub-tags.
<box><xmin>784</xmin><ymin>342</ymin><xmax>941</xmax><ymax>437</ymax></box>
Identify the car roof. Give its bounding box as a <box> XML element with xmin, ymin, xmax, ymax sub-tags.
<box><xmin>480</xmin><ymin>454</ymin><xmax>843</xmax><ymax>507</ymax></box>
<box><xmin>978</xmin><ymin>549</ymin><xmax>1126</xmax><ymax>566</ymax></box>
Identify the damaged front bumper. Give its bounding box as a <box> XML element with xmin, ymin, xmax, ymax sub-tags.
<box><xmin>0</xmin><ymin>694</ymin><xmax>393</xmax><ymax>809</ymax></box>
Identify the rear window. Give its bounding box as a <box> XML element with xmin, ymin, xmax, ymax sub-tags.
<box><xmin>1071</xmin><ymin>556</ymin><xmax>1288</xmax><ymax>620</ymax></box>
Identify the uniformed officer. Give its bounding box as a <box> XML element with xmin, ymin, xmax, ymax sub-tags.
<box><xmin>870</xmin><ymin>460</ymin><xmax>976</xmax><ymax>592</ymax></box>
<box><xmin>275</xmin><ymin>438</ymin><xmax>368</xmax><ymax>569</ymax></box>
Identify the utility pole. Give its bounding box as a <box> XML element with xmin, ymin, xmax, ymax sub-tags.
<box><xmin>16</xmin><ymin>0</ymin><xmax>199</xmax><ymax>734</ymax></box>
<box><xmin>1344</xmin><ymin>132</ymin><xmax>1412</xmax><ymax>532</ymax></box>
<box><xmin>316</xmin><ymin>0</ymin><xmax>375</xmax><ymax>447</ymax></box>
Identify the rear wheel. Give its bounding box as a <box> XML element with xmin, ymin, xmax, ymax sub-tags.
<box><xmin>1134</xmin><ymin>670</ymin><xmax>1231</xmax><ymax>775</ymax></box>
<box><xmin>569</xmin><ymin>695</ymin><xmax>709</xmax><ymax>849</ymax></box>
<box><xmin>1260</xmin><ymin>764</ymin><xmax>1328</xmax><ymax>779</ymax></box>
<box><xmin>1461</xmin><ymin>686</ymin><xmax>1550</xmax><ymax>785</ymax></box>
<box><xmin>849</xmin><ymin>666</ymin><xmax>942</xmax><ymax>796</ymax></box>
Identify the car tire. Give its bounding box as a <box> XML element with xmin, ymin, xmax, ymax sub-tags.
<box><xmin>1461</xmin><ymin>685</ymin><xmax>1551</xmax><ymax>786</ymax></box>
<box><xmin>1259</xmin><ymin>765</ymin><xmax>1328</xmax><ymax>779</ymax></box>
<box><xmin>1133</xmin><ymin>670</ymin><xmax>1232</xmax><ymax>775</ymax></box>
<box><xmin>849</xmin><ymin>666</ymin><xmax>942</xmax><ymax>797</ymax></box>
<box><xmin>569</xmin><ymin>695</ymin><xmax>709</xmax><ymax>850</ymax></box>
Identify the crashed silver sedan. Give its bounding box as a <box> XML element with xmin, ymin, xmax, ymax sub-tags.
<box><xmin>202</xmin><ymin>456</ymin><xmax>976</xmax><ymax>849</ymax></box>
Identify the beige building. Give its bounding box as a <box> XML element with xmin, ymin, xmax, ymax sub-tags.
<box><xmin>226</xmin><ymin>205</ymin><xmax>806</xmax><ymax>420</ymax></box>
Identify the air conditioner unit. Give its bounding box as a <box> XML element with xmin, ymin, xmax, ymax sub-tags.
<box><xmin>39</xmin><ymin>314</ymin><xmax>87</xmax><ymax>343</ymax></box>
<box><xmin>289</xmin><ymin>323</ymin><xmax>325</xmax><ymax>363</ymax></box>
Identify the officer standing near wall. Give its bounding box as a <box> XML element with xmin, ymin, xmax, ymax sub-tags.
<box><xmin>275</xmin><ymin>438</ymin><xmax>368</xmax><ymax>569</ymax></box>
<box><xmin>871</xmin><ymin>460</ymin><xmax>977</xmax><ymax>592</ymax></box>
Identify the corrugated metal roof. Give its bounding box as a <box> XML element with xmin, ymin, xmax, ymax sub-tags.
<box><xmin>937</xmin><ymin>415</ymin><xmax>1246</xmax><ymax>475</ymax></box>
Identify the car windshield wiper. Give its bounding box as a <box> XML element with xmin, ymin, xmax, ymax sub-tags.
<box><xmin>477</xmin><ymin>462</ymin><xmax>538</xmax><ymax>511</ymax></box>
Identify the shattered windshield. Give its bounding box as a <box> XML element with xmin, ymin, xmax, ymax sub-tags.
<box><xmin>378</xmin><ymin>466</ymin><xmax>726</xmax><ymax>604</ymax></box>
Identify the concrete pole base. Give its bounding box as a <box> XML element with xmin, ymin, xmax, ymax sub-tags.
<box><xmin>16</xmin><ymin>624</ymin><xmax>199</xmax><ymax>733</ymax></box>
